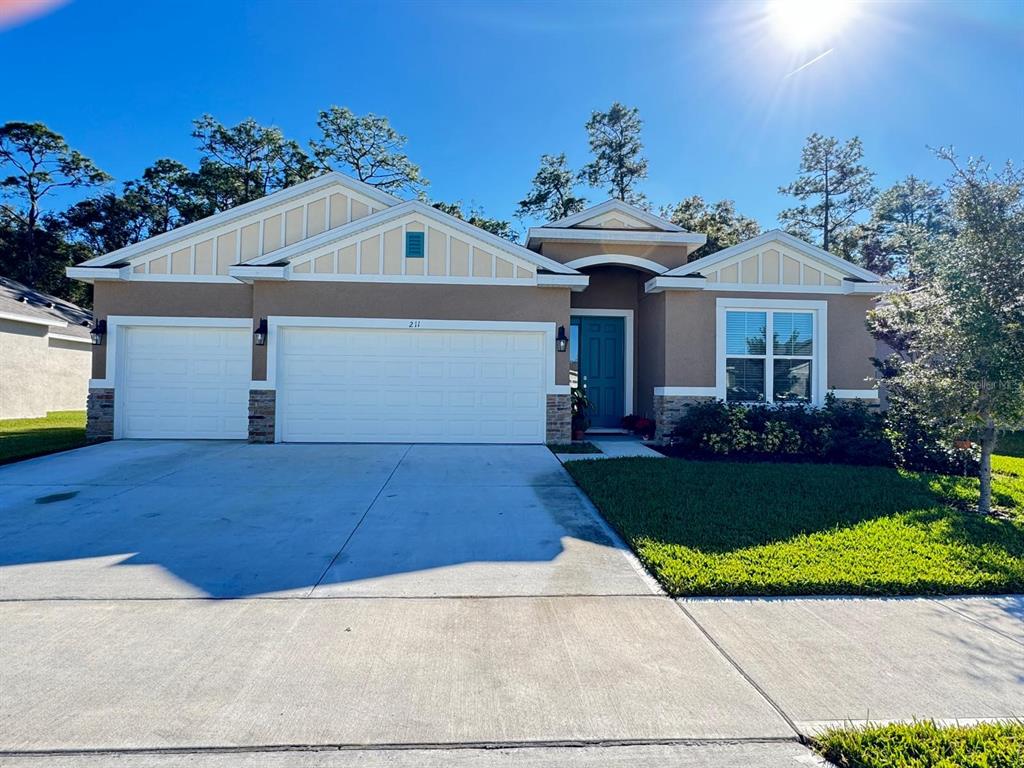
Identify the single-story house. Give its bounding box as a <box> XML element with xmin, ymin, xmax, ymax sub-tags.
<box><xmin>67</xmin><ymin>172</ymin><xmax>893</xmax><ymax>444</ymax></box>
<box><xmin>0</xmin><ymin>276</ymin><xmax>93</xmax><ymax>420</ymax></box>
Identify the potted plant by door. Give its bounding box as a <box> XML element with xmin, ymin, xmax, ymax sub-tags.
<box><xmin>571</xmin><ymin>387</ymin><xmax>592</xmax><ymax>441</ymax></box>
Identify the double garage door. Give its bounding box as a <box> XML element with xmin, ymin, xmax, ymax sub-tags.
<box><xmin>117</xmin><ymin>323</ymin><xmax>547</xmax><ymax>443</ymax></box>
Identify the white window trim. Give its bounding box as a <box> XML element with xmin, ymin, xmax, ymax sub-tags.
<box><xmin>569</xmin><ymin>308</ymin><xmax>634</xmax><ymax>417</ymax></box>
<box><xmin>715</xmin><ymin>298</ymin><xmax>828</xmax><ymax>406</ymax></box>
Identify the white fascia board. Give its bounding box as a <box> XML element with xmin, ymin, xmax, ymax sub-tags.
<box><xmin>526</xmin><ymin>227</ymin><xmax>706</xmax><ymax>249</ymax></box>
<box><xmin>543</xmin><ymin>199</ymin><xmax>684</xmax><ymax>231</ymax></box>
<box><xmin>536</xmin><ymin>274</ymin><xmax>590</xmax><ymax>291</ymax></box>
<box><xmin>48</xmin><ymin>331</ymin><xmax>93</xmax><ymax>344</ymax></box>
<box><xmin>644</xmin><ymin>276</ymin><xmax>707</xmax><ymax>293</ymax></box>
<box><xmin>228</xmin><ymin>265</ymin><xmax>289</xmax><ymax>281</ymax></box>
<box><xmin>66</xmin><ymin>266</ymin><xmax>131</xmax><ymax>283</ymax></box>
<box><xmin>671</xmin><ymin>229</ymin><xmax>883</xmax><ymax>283</ymax></box>
<box><xmin>77</xmin><ymin>173</ymin><xmax>402</xmax><ymax>268</ymax></box>
<box><xmin>0</xmin><ymin>310</ymin><xmax>68</xmax><ymax>328</ymax></box>
<box><xmin>842</xmin><ymin>280</ymin><xmax>900</xmax><ymax>294</ymax></box>
<box><xmin>243</xmin><ymin>200</ymin><xmax>580</xmax><ymax>276</ymax></box>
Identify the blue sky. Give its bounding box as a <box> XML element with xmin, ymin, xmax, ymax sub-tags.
<box><xmin>2</xmin><ymin>0</ymin><xmax>1021</xmax><ymax>233</ymax></box>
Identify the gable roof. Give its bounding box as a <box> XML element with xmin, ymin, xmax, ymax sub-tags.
<box><xmin>667</xmin><ymin>229</ymin><xmax>884</xmax><ymax>283</ymax></box>
<box><xmin>236</xmin><ymin>200</ymin><xmax>580</xmax><ymax>275</ymax></box>
<box><xmin>78</xmin><ymin>172</ymin><xmax>402</xmax><ymax>268</ymax></box>
<box><xmin>0</xmin><ymin>276</ymin><xmax>92</xmax><ymax>338</ymax></box>
<box><xmin>544</xmin><ymin>199</ymin><xmax>684</xmax><ymax>231</ymax></box>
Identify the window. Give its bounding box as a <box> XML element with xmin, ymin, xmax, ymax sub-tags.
<box><xmin>721</xmin><ymin>305</ymin><xmax>818</xmax><ymax>404</ymax></box>
<box><xmin>404</xmin><ymin>231</ymin><xmax>425</xmax><ymax>258</ymax></box>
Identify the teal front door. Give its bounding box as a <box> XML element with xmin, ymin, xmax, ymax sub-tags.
<box><xmin>574</xmin><ymin>315</ymin><xmax>625</xmax><ymax>429</ymax></box>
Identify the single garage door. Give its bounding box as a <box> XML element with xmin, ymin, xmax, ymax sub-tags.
<box><xmin>118</xmin><ymin>325</ymin><xmax>251</xmax><ymax>439</ymax></box>
<box><xmin>277</xmin><ymin>326</ymin><xmax>547</xmax><ymax>443</ymax></box>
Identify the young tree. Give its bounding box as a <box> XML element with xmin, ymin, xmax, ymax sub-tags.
<box><xmin>191</xmin><ymin>115</ymin><xmax>316</xmax><ymax>207</ymax></box>
<box><xmin>661</xmin><ymin>195</ymin><xmax>760</xmax><ymax>259</ymax></box>
<box><xmin>778</xmin><ymin>133</ymin><xmax>876</xmax><ymax>253</ymax></box>
<box><xmin>311</xmin><ymin>106</ymin><xmax>427</xmax><ymax>196</ymax></box>
<box><xmin>516</xmin><ymin>153</ymin><xmax>586</xmax><ymax>222</ymax></box>
<box><xmin>868</xmin><ymin>151</ymin><xmax>1024</xmax><ymax>515</ymax></box>
<box><xmin>0</xmin><ymin>121</ymin><xmax>109</xmax><ymax>285</ymax></box>
<box><xmin>579</xmin><ymin>103</ymin><xmax>648</xmax><ymax>205</ymax></box>
<box><xmin>432</xmin><ymin>201</ymin><xmax>518</xmax><ymax>242</ymax></box>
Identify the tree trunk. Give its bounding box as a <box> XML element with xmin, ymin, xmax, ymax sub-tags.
<box><xmin>978</xmin><ymin>416</ymin><xmax>996</xmax><ymax>515</ymax></box>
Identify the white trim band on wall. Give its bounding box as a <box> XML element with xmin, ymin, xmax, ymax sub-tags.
<box><xmin>830</xmin><ymin>389</ymin><xmax>879</xmax><ymax>400</ymax></box>
<box><xmin>653</xmin><ymin>387</ymin><xmax>718</xmax><ymax>397</ymax></box>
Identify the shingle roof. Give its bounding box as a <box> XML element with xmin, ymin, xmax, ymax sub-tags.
<box><xmin>0</xmin><ymin>276</ymin><xmax>92</xmax><ymax>339</ymax></box>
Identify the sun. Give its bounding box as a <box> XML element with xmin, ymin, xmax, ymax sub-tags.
<box><xmin>768</xmin><ymin>0</ymin><xmax>859</xmax><ymax>51</ymax></box>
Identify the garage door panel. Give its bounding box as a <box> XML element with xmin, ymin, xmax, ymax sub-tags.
<box><xmin>278</xmin><ymin>327</ymin><xmax>546</xmax><ymax>443</ymax></box>
<box><xmin>119</xmin><ymin>326</ymin><xmax>250</xmax><ymax>440</ymax></box>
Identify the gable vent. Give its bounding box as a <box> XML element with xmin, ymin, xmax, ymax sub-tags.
<box><xmin>404</xmin><ymin>231</ymin><xmax>425</xmax><ymax>258</ymax></box>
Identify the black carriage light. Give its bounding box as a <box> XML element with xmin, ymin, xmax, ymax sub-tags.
<box><xmin>254</xmin><ymin>318</ymin><xmax>268</xmax><ymax>346</ymax></box>
<box><xmin>90</xmin><ymin>319</ymin><xmax>107</xmax><ymax>346</ymax></box>
<box><xmin>556</xmin><ymin>325</ymin><xmax>568</xmax><ymax>353</ymax></box>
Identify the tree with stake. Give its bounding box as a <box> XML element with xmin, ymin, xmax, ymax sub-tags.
<box><xmin>868</xmin><ymin>150</ymin><xmax>1024</xmax><ymax>515</ymax></box>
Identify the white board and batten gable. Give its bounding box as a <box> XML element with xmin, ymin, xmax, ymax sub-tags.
<box><xmin>67</xmin><ymin>174</ymin><xmax>585</xmax><ymax>289</ymax></box>
<box><xmin>525</xmin><ymin>200</ymin><xmax>706</xmax><ymax>253</ymax></box>
<box><xmin>645</xmin><ymin>230</ymin><xmax>897</xmax><ymax>295</ymax></box>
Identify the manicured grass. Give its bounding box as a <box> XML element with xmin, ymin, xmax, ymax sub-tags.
<box><xmin>0</xmin><ymin>411</ymin><xmax>87</xmax><ymax>465</ymax></box>
<box><xmin>548</xmin><ymin>442</ymin><xmax>602</xmax><ymax>455</ymax></box>
<box><xmin>814</xmin><ymin>721</ymin><xmax>1024</xmax><ymax>768</ymax></box>
<box><xmin>566</xmin><ymin>456</ymin><xmax>1024</xmax><ymax>596</ymax></box>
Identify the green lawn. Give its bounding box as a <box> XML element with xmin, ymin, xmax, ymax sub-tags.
<box><xmin>814</xmin><ymin>721</ymin><xmax>1024</xmax><ymax>768</ymax></box>
<box><xmin>0</xmin><ymin>410</ymin><xmax>87</xmax><ymax>465</ymax></box>
<box><xmin>566</xmin><ymin>453</ymin><xmax>1024</xmax><ymax>596</ymax></box>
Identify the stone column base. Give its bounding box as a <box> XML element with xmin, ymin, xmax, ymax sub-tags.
<box><xmin>546</xmin><ymin>393</ymin><xmax>571</xmax><ymax>444</ymax></box>
<box><xmin>86</xmin><ymin>387</ymin><xmax>115</xmax><ymax>442</ymax></box>
<box><xmin>248</xmin><ymin>389</ymin><xmax>276</xmax><ymax>443</ymax></box>
<box><xmin>653</xmin><ymin>394</ymin><xmax>715</xmax><ymax>442</ymax></box>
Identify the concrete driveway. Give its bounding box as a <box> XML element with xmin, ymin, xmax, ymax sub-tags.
<box><xmin>2</xmin><ymin>441</ymin><xmax>1020</xmax><ymax>767</ymax></box>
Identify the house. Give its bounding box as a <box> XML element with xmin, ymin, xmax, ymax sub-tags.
<box><xmin>67</xmin><ymin>172</ymin><xmax>893</xmax><ymax>444</ymax></box>
<box><xmin>0</xmin><ymin>276</ymin><xmax>93</xmax><ymax>420</ymax></box>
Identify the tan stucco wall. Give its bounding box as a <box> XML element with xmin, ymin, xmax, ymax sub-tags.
<box><xmin>637</xmin><ymin>291</ymin><xmax>666</xmax><ymax>417</ymax></box>
<box><xmin>0</xmin><ymin>320</ymin><xmax>90</xmax><ymax>419</ymax></box>
<box><xmin>663</xmin><ymin>291</ymin><xmax>877</xmax><ymax>391</ymax></box>
<box><xmin>253</xmin><ymin>283</ymin><xmax>571</xmax><ymax>383</ymax></box>
<box><xmin>91</xmin><ymin>282</ymin><xmax>255</xmax><ymax>379</ymax></box>
<box><xmin>538</xmin><ymin>241</ymin><xmax>693</xmax><ymax>271</ymax></box>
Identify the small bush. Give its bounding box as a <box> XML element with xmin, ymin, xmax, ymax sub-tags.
<box><xmin>668</xmin><ymin>397</ymin><xmax>895</xmax><ymax>467</ymax></box>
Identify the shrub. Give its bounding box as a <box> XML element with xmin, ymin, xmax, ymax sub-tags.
<box><xmin>668</xmin><ymin>397</ymin><xmax>893</xmax><ymax>467</ymax></box>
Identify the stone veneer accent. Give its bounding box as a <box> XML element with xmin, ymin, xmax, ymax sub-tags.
<box><xmin>653</xmin><ymin>394</ymin><xmax>715</xmax><ymax>442</ymax></box>
<box><xmin>546</xmin><ymin>393</ymin><xmax>571</xmax><ymax>444</ymax></box>
<box><xmin>248</xmin><ymin>389</ymin><xmax>276</xmax><ymax>443</ymax></box>
<box><xmin>86</xmin><ymin>387</ymin><xmax>115</xmax><ymax>442</ymax></box>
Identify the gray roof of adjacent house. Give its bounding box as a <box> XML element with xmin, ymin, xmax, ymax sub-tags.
<box><xmin>0</xmin><ymin>276</ymin><xmax>92</xmax><ymax>340</ymax></box>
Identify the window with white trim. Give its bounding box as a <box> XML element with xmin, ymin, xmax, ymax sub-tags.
<box><xmin>724</xmin><ymin>309</ymin><xmax>815</xmax><ymax>403</ymax></box>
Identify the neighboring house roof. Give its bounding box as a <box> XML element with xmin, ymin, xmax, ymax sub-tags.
<box><xmin>666</xmin><ymin>229</ymin><xmax>885</xmax><ymax>283</ymax></box>
<box><xmin>234</xmin><ymin>200</ymin><xmax>580</xmax><ymax>276</ymax></box>
<box><xmin>0</xmin><ymin>276</ymin><xmax>92</xmax><ymax>340</ymax></box>
<box><xmin>76</xmin><ymin>172</ymin><xmax>403</xmax><ymax>268</ymax></box>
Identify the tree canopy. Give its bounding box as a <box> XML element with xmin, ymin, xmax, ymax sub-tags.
<box><xmin>516</xmin><ymin>153</ymin><xmax>586</xmax><ymax>223</ymax></box>
<box><xmin>579</xmin><ymin>103</ymin><xmax>648</xmax><ymax>205</ymax></box>
<box><xmin>311</xmin><ymin>106</ymin><xmax>427</xmax><ymax>196</ymax></box>
<box><xmin>778</xmin><ymin>133</ymin><xmax>876</xmax><ymax>253</ymax></box>
<box><xmin>661</xmin><ymin>195</ymin><xmax>760</xmax><ymax>259</ymax></box>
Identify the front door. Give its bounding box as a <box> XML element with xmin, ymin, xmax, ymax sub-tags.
<box><xmin>573</xmin><ymin>315</ymin><xmax>625</xmax><ymax>429</ymax></box>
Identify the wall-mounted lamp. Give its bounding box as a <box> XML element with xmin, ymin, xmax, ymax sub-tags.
<box><xmin>254</xmin><ymin>318</ymin><xmax>268</xmax><ymax>346</ymax></box>
<box><xmin>556</xmin><ymin>325</ymin><xmax>568</xmax><ymax>353</ymax></box>
<box><xmin>90</xmin><ymin>319</ymin><xmax>107</xmax><ymax>346</ymax></box>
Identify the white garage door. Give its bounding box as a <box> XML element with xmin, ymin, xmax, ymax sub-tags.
<box><xmin>118</xmin><ymin>326</ymin><xmax>251</xmax><ymax>439</ymax></box>
<box><xmin>277</xmin><ymin>326</ymin><xmax>547</xmax><ymax>443</ymax></box>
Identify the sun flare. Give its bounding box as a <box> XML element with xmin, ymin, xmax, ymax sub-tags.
<box><xmin>768</xmin><ymin>0</ymin><xmax>858</xmax><ymax>50</ymax></box>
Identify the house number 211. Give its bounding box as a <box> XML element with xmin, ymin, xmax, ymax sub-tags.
<box><xmin>408</xmin><ymin>320</ymin><xmax>422</xmax><ymax>328</ymax></box>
